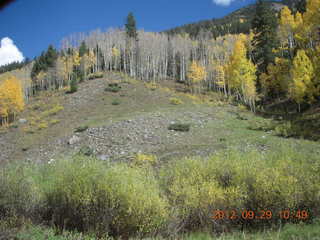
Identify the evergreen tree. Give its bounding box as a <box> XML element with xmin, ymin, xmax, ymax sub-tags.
<box><xmin>69</xmin><ymin>73</ymin><xmax>78</xmax><ymax>93</ymax></box>
<box><xmin>251</xmin><ymin>0</ymin><xmax>279</xmax><ymax>74</ymax></box>
<box><xmin>45</xmin><ymin>45</ymin><xmax>58</xmax><ymax>67</ymax></box>
<box><xmin>125</xmin><ymin>12</ymin><xmax>138</xmax><ymax>39</ymax></box>
<box><xmin>79</xmin><ymin>41</ymin><xmax>88</xmax><ymax>57</ymax></box>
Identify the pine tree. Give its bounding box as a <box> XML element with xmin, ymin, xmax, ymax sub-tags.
<box><xmin>251</xmin><ymin>0</ymin><xmax>279</xmax><ymax>74</ymax></box>
<box><xmin>79</xmin><ymin>41</ymin><xmax>88</xmax><ymax>57</ymax></box>
<box><xmin>125</xmin><ymin>12</ymin><xmax>138</xmax><ymax>40</ymax></box>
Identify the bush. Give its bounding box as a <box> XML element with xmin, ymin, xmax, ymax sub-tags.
<box><xmin>133</xmin><ymin>153</ymin><xmax>157</xmax><ymax>166</ymax></box>
<box><xmin>144</xmin><ymin>82</ymin><xmax>158</xmax><ymax>91</ymax></box>
<box><xmin>160</xmin><ymin>147</ymin><xmax>320</xmax><ymax>233</ymax></box>
<box><xmin>74</xmin><ymin>125</ymin><xmax>88</xmax><ymax>133</ymax></box>
<box><xmin>168</xmin><ymin>123</ymin><xmax>190</xmax><ymax>132</ymax></box>
<box><xmin>0</xmin><ymin>163</ymin><xmax>41</xmax><ymax>220</ymax></box>
<box><xmin>170</xmin><ymin>98</ymin><xmax>183</xmax><ymax>105</ymax></box>
<box><xmin>40</xmin><ymin>156</ymin><xmax>169</xmax><ymax>237</ymax></box>
<box><xmin>78</xmin><ymin>145</ymin><xmax>94</xmax><ymax>156</ymax></box>
<box><xmin>88</xmin><ymin>72</ymin><xmax>104</xmax><ymax>80</ymax></box>
<box><xmin>105</xmin><ymin>83</ymin><xmax>121</xmax><ymax>93</ymax></box>
<box><xmin>69</xmin><ymin>76</ymin><xmax>78</xmax><ymax>93</ymax></box>
<box><xmin>160</xmin><ymin>156</ymin><xmax>245</xmax><ymax>232</ymax></box>
<box><xmin>111</xmin><ymin>99</ymin><xmax>121</xmax><ymax>105</ymax></box>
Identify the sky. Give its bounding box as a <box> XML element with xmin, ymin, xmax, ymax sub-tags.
<box><xmin>0</xmin><ymin>0</ymin><xmax>256</xmax><ymax>65</ymax></box>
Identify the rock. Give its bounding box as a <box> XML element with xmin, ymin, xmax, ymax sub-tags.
<box><xmin>98</xmin><ymin>155</ymin><xmax>109</xmax><ymax>161</ymax></box>
<box><xmin>68</xmin><ymin>135</ymin><xmax>81</xmax><ymax>145</ymax></box>
<box><xmin>19</xmin><ymin>119</ymin><xmax>27</xmax><ymax>124</ymax></box>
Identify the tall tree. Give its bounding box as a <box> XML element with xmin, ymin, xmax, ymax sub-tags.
<box><xmin>125</xmin><ymin>12</ymin><xmax>138</xmax><ymax>40</ymax></box>
<box><xmin>290</xmin><ymin>49</ymin><xmax>315</xmax><ymax>108</ymax></box>
<box><xmin>79</xmin><ymin>41</ymin><xmax>88</xmax><ymax>57</ymax></box>
<box><xmin>251</xmin><ymin>0</ymin><xmax>279</xmax><ymax>74</ymax></box>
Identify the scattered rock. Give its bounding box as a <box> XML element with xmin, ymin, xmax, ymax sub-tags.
<box><xmin>68</xmin><ymin>135</ymin><xmax>81</xmax><ymax>145</ymax></box>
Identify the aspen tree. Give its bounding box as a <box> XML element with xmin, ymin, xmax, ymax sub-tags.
<box><xmin>187</xmin><ymin>61</ymin><xmax>207</xmax><ymax>94</ymax></box>
<box><xmin>0</xmin><ymin>75</ymin><xmax>24</xmax><ymax>125</ymax></box>
<box><xmin>290</xmin><ymin>50</ymin><xmax>315</xmax><ymax>110</ymax></box>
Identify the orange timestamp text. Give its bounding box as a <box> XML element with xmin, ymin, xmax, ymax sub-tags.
<box><xmin>212</xmin><ymin>210</ymin><xmax>309</xmax><ymax>220</ymax></box>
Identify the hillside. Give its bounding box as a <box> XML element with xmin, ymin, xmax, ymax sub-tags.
<box><xmin>164</xmin><ymin>1</ymin><xmax>284</xmax><ymax>38</ymax></box>
<box><xmin>1</xmin><ymin>72</ymin><xmax>320</xmax><ymax>239</ymax></box>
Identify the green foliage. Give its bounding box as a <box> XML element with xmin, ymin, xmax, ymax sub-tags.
<box><xmin>164</xmin><ymin>3</ymin><xmax>256</xmax><ymax>38</ymax></box>
<box><xmin>88</xmin><ymin>72</ymin><xmax>104</xmax><ymax>80</ymax></box>
<box><xmin>78</xmin><ymin>145</ymin><xmax>94</xmax><ymax>156</ymax></box>
<box><xmin>105</xmin><ymin>83</ymin><xmax>121</xmax><ymax>93</ymax></box>
<box><xmin>0</xmin><ymin>59</ymin><xmax>30</xmax><ymax>74</ymax></box>
<box><xmin>168</xmin><ymin>123</ymin><xmax>190</xmax><ymax>132</ymax></box>
<box><xmin>125</xmin><ymin>12</ymin><xmax>138</xmax><ymax>39</ymax></box>
<box><xmin>31</xmin><ymin>45</ymin><xmax>58</xmax><ymax>80</ymax></box>
<box><xmin>39</xmin><ymin>156</ymin><xmax>168</xmax><ymax>236</ymax></box>
<box><xmin>160</xmin><ymin>147</ymin><xmax>320</xmax><ymax>232</ymax></box>
<box><xmin>111</xmin><ymin>99</ymin><xmax>121</xmax><ymax>105</ymax></box>
<box><xmin>69</xmin><ymin>74</ymin><xmax>78</xmax><ymax>93</ymax></box>
<box><xmin>79</xmin><ymin>41</ymin><xmax>88</xmax><ymax>57</ymax></box>
<box><xmin>75</xmin><ymin>125</ymin><xmax>89</xmax><ymax>133</ymax></box>
<box><xmin>247</xmin><ymin>118</ymin><xmax>275</xmax><ymax>131</ymax></box>
<box><xmin>16</xmin><ymin>225</ymin><xmax>104</xmax><ymax>240</ymax></box>
<box><xmin>1</xmin><ymin>147</ymin><xmax>320</xmax><ymax>237</ymax></box>
<box><xmin>0</xmin><ymin>162</ymin><xmax>41</xmax><ymax>219</ymax></box>
<box><xmin>251</xmin><ymin>0</ymin><xmax>279</xmax><ymax>73</ymax></box>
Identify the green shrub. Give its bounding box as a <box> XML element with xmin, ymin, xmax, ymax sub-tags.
<box><xmin>168</xmin><ymin>123</ymin><xmax>190</xmax><ymax>132</ymax></box>
<box><xmin>247</xmin><ymin>118</ymin><xmax>275</xmax><ymax>131</ymax></box>
<box><xmin>40</xmin><ymin>156</ymin><xmax>169</xmax><ymax>237</ymax></box>
<box><xmin>105</xmin><ymin>83</ymin><xmax>121</xmax><ymax>93</ymax></box>
<box><xmin>78</xmin><ymin>145</ymin><xmax>94</xmax><ymax>156</ymax></box>
<box><xmin>88</xmin><ymin>72</ymin><xmax>104</xmax><ymax>80</ymax></box>
<box><xmin>111</xmin><ymin>99</ymin><xmax>121</xmax><ymax>105</ymax></box>
<box><xmin>279</xmin><ymin>219</ymin><xmax>320</xmax><ymax>240</ymax></box>
<box><xmin>75</xmin><ymin>125</ymin><xmax>89</xmax><ymax>133</ymax></box>
<box><xmin>68</xmin><ymin>75</ymin><xmax>78</xmax><ymax>93</ymax></box>
<box><xmin>0</xmin><ymin>163</ymin><xmax>41</xmax><ymax>220</ymax></box>
<box><xmin>160</xmin><ymin>156</ymin><xmax>245</xmax><ymax>232</ymax></box>
<box><xmin>160</xmin><ymin>146</ymin><xmax>320</xmax><ymax>232</ymax></box>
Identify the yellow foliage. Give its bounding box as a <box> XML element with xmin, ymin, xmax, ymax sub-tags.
<box><xmin>145</xmin><ymin>82</ymin><xmax>158</xmax><ymax>90</ymax></box>
<box><xmin>133</xmin><ymin>153</ymin><xmax>157</xmax><ymax>166</ymax></box>
<box><xmin>112</xmin><ymin>46</ymin><xmax>120</xmax><ymax>58</ymax></box>
<box><xmin>169</xmin><ymin>97</ymin><xmax>183</xmax><ymax>105</ymax></box>
<box><xmin>187</xmin><ymin>61</ymin><xmax>207</xmax><ymax>84</ymax></box>
<box><xmin>0</xmin><ymin>75</ymin><xmax>24</xmax><ymax>123</ymax></box>
<box><xmin>37</xmin><ymin>121</ymin><xmax>48</xmax><ymax>130</ymax></box>
<box><xmin>41</xmin><ymin>104</ymin><xmax>64</xmax><ymax>118</ymax></box>
<box><xmin>73</xmin><ymin>51</ymin><xmax>81</xmax><ymax>66</ymax></box>
<box><xmin>225</xmin><ymin>39</ymin><xmax>257</xmax><ymax>106</ymax></box>
<box><xmin>215</xmin><ymin>65</ymin><xmax>225</xmax><ymax>88</ymax></box>
<box><xmin>290</xmin><ymin>50</ymin><xmax>315</xmax><ymax>104</ymax></box>
<box><xmin>261</xmin><ymin>57</ymin><xmax>290</xmax><ymax>95</ymax></box>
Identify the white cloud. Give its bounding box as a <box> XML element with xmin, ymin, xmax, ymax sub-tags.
<box><xmin>0</xmin><ymin>37</ymin><xmax>24</xmax><ymax>66</ymax></box>
<box><xmin>212</xmin><ymin>0</ymin><xmax>234</xmax><ymax>6</ymax></box>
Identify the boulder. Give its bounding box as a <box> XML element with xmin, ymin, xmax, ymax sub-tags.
<box><xmin>68</xmin><ymin>135</ymin><xmax>81</xmax><ymax>145</ymax></box>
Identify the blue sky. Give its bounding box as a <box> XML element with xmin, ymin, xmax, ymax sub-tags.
<box><xmin>0</xmin><ymin>0</ymin><xmax>255</xmax><ymax>61</ymax></box>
